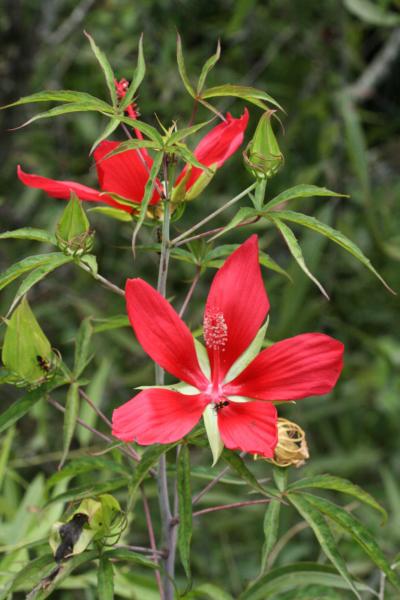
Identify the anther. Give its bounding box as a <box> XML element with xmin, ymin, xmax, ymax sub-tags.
<box><xmin>204</xmin><ymin>309</ymin><xmax>228</xmax><ymax>351</ymax></box>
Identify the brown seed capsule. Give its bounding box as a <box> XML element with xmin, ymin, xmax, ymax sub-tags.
<box><xmin>270</xmin><ymin>418</ymin><xmax>309</xmax><ymax>468</ymax></box>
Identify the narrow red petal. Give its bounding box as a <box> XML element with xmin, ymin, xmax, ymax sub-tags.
<box><xmin>204</xmin><ymin>235</ymin><xmax>269</xmax><ymax>380</ymax></box>
<box><xmin>112</xmin><ymin>389</ymin><xmax>206</xmax><ymax>444</ymax></box>
<box><xmin>94</xmin><ymin>141</ymin><xmax>160</xmax><ymax>205</ymax></box>
<box><xmin>18</xmin><ymin>165</ymin><xmax>99</xmax><ymax>202</ymax></box>
<box><xmin>218</xmin><ymin>401</ymin><xmax>277</xmax><ymax>457</ymax></box>
<box><xmin>225</xmin><ymin>333</ymin><xmax>344</xmax><ymax>401</ymax></box>
<box><xmin>175</xmin><ymin>109</ymin><xmax>249</xmax><ymax>190</ymax></box>
<box><xmin>126</xmin><ymin>279</ymin><xmax>208</xmax><ymax>389</ymax></box>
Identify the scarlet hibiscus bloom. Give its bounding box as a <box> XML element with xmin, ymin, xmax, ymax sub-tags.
<box><xmin>112</xmin><ymin>236</ymin><xmax>344</xmax><ymax>460</ymax></box>
<box><xmin>17</xmin><ymin>109</ymin><xmax>249</xmax><ymax>212</ymax></box>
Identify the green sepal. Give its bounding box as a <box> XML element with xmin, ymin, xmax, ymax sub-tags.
<box><xmin>244</xmin><ymin>111</ymin><xmax>283</xmax><ymax>180</ymax></box>
<box><xmin>56</xmin><ymin>193</ymin><xmax>94</xmax><ymax>255</ymax></box>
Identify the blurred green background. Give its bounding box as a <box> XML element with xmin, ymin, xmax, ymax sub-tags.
<box><xmin>1</xmin><ymin>0</ymin><xmax>400</xmax><ymax>598</ymax></box>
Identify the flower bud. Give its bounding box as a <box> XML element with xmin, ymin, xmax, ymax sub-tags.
<box><xmin>270</xmin><ymin>418</ymin><xmax>309</xmax><ymax>468</ymax></box>
<box><xmin>56</xmin><ymin>193</ymin><xmax>94</xmax><ymax>256</ymax></box>
<box><xmin>244</xmin><ymin>110</ymin><xmax>283</xmax><ymax>180</ymax></box>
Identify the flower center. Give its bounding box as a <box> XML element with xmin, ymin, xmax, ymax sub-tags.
<box><xmin>203</xmin><ymin>309</ymin><xmax>228</xmax><ymax>351</ymax></box>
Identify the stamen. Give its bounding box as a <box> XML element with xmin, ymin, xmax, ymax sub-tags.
<box><xmin>204</xmin><ymin>309</ymin><xmax>228</xmax><ymax>351</ymax></box>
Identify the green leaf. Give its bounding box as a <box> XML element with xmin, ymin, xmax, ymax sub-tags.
<box><xmin>13</xmin><ymin>102</ymin><xmax>113</xmax><ymax>129</ymax></box>
<box><xmin>190</xmin><ymin>583</ymin><xmax>234</xmax><ymax>600</ymax></box>
<box><xmin>103</xmin><ymin>547</ymin><xmax>157</xmax><ymax>569</ymax></box>
<box><xmin>60</xmin><ymin>382</ymin><xmax>80</xmax><ymax>468</ymax></box>
<box><xmin>130</xmin><ymin>443</ymin><xmax>177</xmax><ymax>498</ymax></box>
<box><xmin>89</xmin><ymin>118</ymin><xmax>120</xmax><ymax>155</ymax></box>
<box><xmin>32</xmin><ymin>550</ymin><xmax>99</xmax><ymax>599</ymax></box>
<box><xmin>131</xmin><ymin>151</ymin><xmax>163</xmax><ymax>253</ymax></box>
<box><xmin>197</xmin><ymin>41</ymin><xmax>221</xmax><ymax>94</ymax></box>
<box><xmin>263</xmin><ymin>184</ymin><xmax>346</xmax><ymax>212</ymax></box>
<box><xmin>114</xmin><ymin>114</ymin><xmax>164</xmax><ymax>143</ymax></box>
<box><xmin>100</xmin><ymin>139</ymin><xmax>159</xmax><ymax>159</ymax></box>
<box><xmin>239</xmin><ymin>562</ymin><xmax>376</xmax><ymax>600</ymax></box>
<box><xmin>98</xmin><ymin>555</ymin><xmax>114</xmax><ymax>600</ymax></box>
<box><xmin>176</xmin><ymin>34</ymin><xmax>196</xmax><ymax>97</ymax></box>
<box><xmin>2</xmin><ymin>297</ymin><xmax>52</xmax><ymax>383</ymax></box>
<box><xmin>85</xmin><ymin>32</ymin><xmax>117</xmax><ymax>107</ymax></box>
<box><xmin>49</xmin><ymin>478</ymin><xmax>129</xmax><ymax>504</ymax></box>
<box><xmin>88</xmin><ymin>206</ymin><xmax>133</xmax><ymax>222</ymax></box>
<box><xmin>299</xmin><ymin>492</ymin><xmax>400</xmax><ymax>591</ymax></box>
<box><xmin>120</xmin><ymin>34</ymin><xmax>146</xmax><ymax>110</ymax></box>
<box><xmin>0</xmin><ymin>253</ymin><xmax>69</xmax><ymax>291</ymax></box>
<box><xmin>177</xmin><ymin>143</ymin><xmax>211</xmax><ymax>172</ymax></box>
<box><xmin>258</xmin><ymin>251</ymin><xmax>290</xmax><ymax>280</ymax></box>
<box><xmin>222</xmin><ymin>451</ymin><xmax>276</xmax><ymax>497</ymax></box>
<box><xmin>273</xmin><ymin>466</ymin><xmax>288</xmax><ymax>493</ymax></box>
<box><xmin>0</xmin><ymin>382</ymin><xmax>54</xmax><ymax>434</ymax></box>
<box><xmin>202</xmin><ymin>84</ymin><xmax>283</xmax><ymax>111</ymax></box>
<box><xmin>2</xmin><ymin>89</ymin><xmax>112</xmax><ymax>111</ymax></box>
<box><xmin>225</xmin><ymin>320</ymin><xmax>268</xmax><ymax>383</ymax></box>
<box><xmin>288</xmin><ymin>493</ymin><xmax>361</xmax><ymax>599</ymax></box>
<box><xmin>73</xmin><ymin>318</ymin><xmax>93</xmax><ymax>378</ymax></box>
<box><xmin>273</xmin><ymin>210</ymin><xmax>394</xmax><ymax>293</ymax></box>
<box><xmin>92</xmin><ymin>315</ymin><xmax>131</xmax><ymax>333</ymax></box>
<box><xmin>178</xmin><ymin>444</ymin><xmax>193</xmax><ymax>579</ymax></box>
<box><xmin>9</xmin><ymin>255</ymin><xmax>72</xmax><ymax>314</ymax></box>
<box><xmin>260</xmin><ymin>498</ymin><xmax>281</xmax><ymax>573</ymax></box>
<box><xmin>0</xmin><ymin>228</ymin><xmax>57</xmax><ymax>245</ymax></box>
<box><xmin>270</xmin><ymin>217</ymin><xmax>329</xmax><ymax>299</ymax></box>
<box><xmin>209</xmin><ymin>207</ymin><xmax>258</xmax><ymax>241</ymax></box>
<box><xmin>47</xmin><ymin>456</ymin><xmax>128</xmax><ymax>487</ymax></box>
<box><xmin>288</xmin><ymin>474</ymin><xmax>387</xmax><ymax>523</ymax></box>
<box><xmin>168</xmin><ymin>118</ymin><xmax>213</xmax><ymax>145</ymax></box>
<box><xmin>343</xmin><ymin>0</ymin><xmax>400</xmax><ymax>26</ymax></box>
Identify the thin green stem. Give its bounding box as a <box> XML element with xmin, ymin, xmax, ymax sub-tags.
<box><xmin>171</xmin><ymin>182</ymin><xmax>257</xmax><ymax>247</ymax></box>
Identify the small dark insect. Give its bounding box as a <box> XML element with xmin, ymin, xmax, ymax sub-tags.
<box><xmin>36</xmin><ymin>355</ymin><xmax>51</xmax><ymax>373</ymax></box>
<box><xmin>54</xmin><ymin>513</ymin><xmax>89</xmax><ymax>564</ymax></box>
<box><xmin>214</xmin><ymin>400</ymin><xmax>229</xmax><ymax>412</ymax></box>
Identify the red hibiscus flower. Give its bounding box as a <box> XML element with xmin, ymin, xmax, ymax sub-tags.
<box><xmin>17</xmin><ymin>107</ymin><xmax>249</xmax><ymax>212</ymax></box>
<box><xmin>112</xmin><ymin>235</ymin><xmax>344</xmax><ymax>461</ymax></box>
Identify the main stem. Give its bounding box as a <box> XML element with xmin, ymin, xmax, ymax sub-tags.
<box><xmin>155</xmin><ymin>156</ymin><xmax>175</xmax><ymax>600</ymax></box>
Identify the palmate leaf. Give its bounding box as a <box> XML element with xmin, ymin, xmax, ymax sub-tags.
<box><xmin>168</xmin><ymin>118</ymin><xmax>213</xmax><ymax>145</ymax></box>
<box><xmin>263</xmin><ymin>184</ymin><xmax>346</xmax><ymax>212</ymax></box>
<box><xmin>84</xmin><ymin>32</ymin><xmax>118</xmax><ymax>107</ymax></box>
<box><xmin>288</xmin><ymin>474</ymin><xmax>387</xmax><ymax>523</ymax></box>
<box><xmin>222</xmin><ymin>451</ymin><xmax>278</xmax><ymax>498</ymax></box>
<box><xmin>202</xmin><ymin>84</ymin><xmax>283</xmax><ymax>111</ymax></box>
<box><xmin>89</xmin><ymin>118</ymin><xmax>120</xmax><ymax>155</ymax></box>
<box><xmin>271</xmin><ymin>210</ymin><xmax>395</xmax><ymax>293</ymax></box>
<box><xmin>288</xmin><ymin>493</ymin><xmax>362</xmax><ymax>599</ymax></box>
<box><xmin>197</xmin><ymin>41</ymin><xmax>221</xmax><ymax>94</ymax></box>
<box><xmin>1</xmin><ymin>90</ymin><xmax>112</xmax><ymax>111</ymax></box>
<box><xmin>100</xmin><ymin>139</ymin><xmax>160</xmax><ymax>160</ymax></box>
<box><xmin>239</xmin><ymin>562</ymin><xmax>376</xmax><ymax>600</ymax></box>
<box><xmin>177</xmin><ymin>444</ymin><xmax>193</xmax><ymax>579</ymax></box>
<box><xmin>297</xmin><ymin>492</ymin><xmax>400</xmax><ymax>591</ymax></box>
<box><xmin>176</xmin><ymin>34</ymin><xmax>196</xmax><ymax>98</ymax></box>
<box><xmin>11</xmin><ymin>102</ymin><xmax>113</xmax><ymax>130</ymax></box>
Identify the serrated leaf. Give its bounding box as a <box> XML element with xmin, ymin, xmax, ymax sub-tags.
<box><xmin>273</xmin><ymin>210</ymin><xmax>395</xmax><ymax>293</ymax></box>
<box><xmin>178</xmin><ymin>444</ymin><xmax>192</xmax><ymax>579</ymax></box>
<box><xmin>263</xmin><ymin>184</ymin><xmax>346</xmax><ymax>212</ymax></box>
<box><xmin>222</xmin><ymin>451</ymin><xmax>276</xmax><ymax>497</ymax></box>
<box><xmin>239</xmin><ymin>562</ymin><xmax>376</xmax><ymax>600</ymax></box>
<box><xmin>114</xmin><ymin>114</ymin><xmax>164</xmax><ymax>143</ymax></box>
<box><xmin>0</xmin><ymin>382</ymin><xmax>54</xmax><ymax>434</ymax></box>
<box><xmin>270</xmin><ymin>217</ymin><xmax>329</xmax><ymax>299</ymax></box>
<box><xmin>260</xmin><ymin>498</ymin><xmax>281</xmax><ymax>573</ymax></box>
<box><xmin>343</xmin><ymin>0</ymin><xmax>400</xmax><ymax>26</ymax></box>
<box><xmin>100</xmin><ymin>139</ymin><xmax>159</xmax><ymax>160</ymax></box>
<box><xmin>120</xmin><ymin>34</ymin><xmax>146</xmax><ymax>110</ymax></box>
<box><xmin>176</xmin><ymin>34</ymin><xmax>196</xmax><ymax>98</ymax></box>
<box><xmin>131</xmin><ymin>151</ymin><xmax>163</xmax><ymax>253</ymax></box>
<box><xmin>0</xmin><ymin>253</ymin><xmax>68</xmax><ymax>291</ymax></box>
<box><xmin>2</xmin><ymin>89</ymin><xmax>112</xmax><ymax>111</ymax></box>
<box><xmin>300</xmin><ymin>492</ymin><xmax>400</xmax><ymax>591</ymax></box>
<box><xmin>85</xmin><ymin>32</ymin><xmax>117</xmax><ymax>107</ymax></box>
<box><xmin>202</xmin><ymin>84</ymin><xmax>283</xmax><ymax>111</ymax></box>
<box><xmin>197</xmin><ymin>41</ymin><xmax>221</xmax><ymax>94</ymax></box>
<box><xmin>288</xmin><ymin>493</ymin><xmax>361</xmax><ymax>599</ymax></box>
<box><xmin>73</xmin><ymin>318</ymin><xmax>93</xmax><ymax>378</ymax></box>
<box><xmin>60</xmin><ymin>382</ymin><xmax>80</xmax><ymax>468</ymax></box>
<box><xmin>12</xmin><ymin>102</ymin><xmax>113</xmax><ymax>130</ymax></box>
<box><xmin>288</xmin><ymin>474</ymin><xmax>387</xmax><ymax>523</ymax></box>
<box><xmin>98</xmin><ymin>556</ymin><xmax>114</xmax><ymax>600</ymax></box>
<box><xmin>168</xmin><ymin>118</ymin><xmax>213</xmax><ymax>145</ymax></box>
<box><xmin>0</xmin><ymin>228</ymin><xmax>57</xmax><ymax>244</ymax></box>
<box><xmin>89</xmin><ymin>118</ymin><xmax>120</xmax><ymax>155</ymax></box>
<box><xmin>88</xmin><ymin>206</ymin><xmax>133</xmax><ymax>222</ymax></box>
<box><xmin>8</xmin><ymin>255</ymin><xmax>73</xmax><ymax>314</ymax></box>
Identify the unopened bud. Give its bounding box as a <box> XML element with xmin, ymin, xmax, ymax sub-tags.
<box><xmin>56</xmin><ymin>193</ymin><xmax>94</xmax><ymax>256</ymax></box>
<box><xmin>244</xmin><ymin>110</ymin><xmax>283</xmax><ymax>180</ymax></box>
<box><xmin>270</xmin><ymin>418</ymin><xmax>309</xmax><ymax>468</ymax></box>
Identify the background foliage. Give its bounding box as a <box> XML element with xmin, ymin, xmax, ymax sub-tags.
<box><xmin>1</xmin><ymin>0</ymin><xmax>400</xmax><ymax>598</ymax></box>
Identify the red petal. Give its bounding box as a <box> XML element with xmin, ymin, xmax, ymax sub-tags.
<box><xmin>205</xmin><ymin>235</ymin><xmax>269</xmax><ymax>380</ymax></box>
<box><xmin>126</xmin><ymin>279</ymin><xmax>208</xmax><ymax>389</ymax></box>
<box><xmin>175</xmin><ymin>109</ymin><xmax>249</xmax><ymax>190</ymax></box>
<box><xmin>112</xmin><ymin>389</ymin><xmax>206</xmax><ymax>444</ymax></box>
<box><xmin>94</xmin><ymin>141</ymin><xmax>160</xmax><ymax>205</ymax></box>
<box><xmin>225</xmin><ymin>333</ymin><xmax>344</xmax><ymax>401</ymax></box>
<box><xmin>218</xmin><ymin>401</ymin><xmax>277</xmax><ymax>457</ymax></box>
